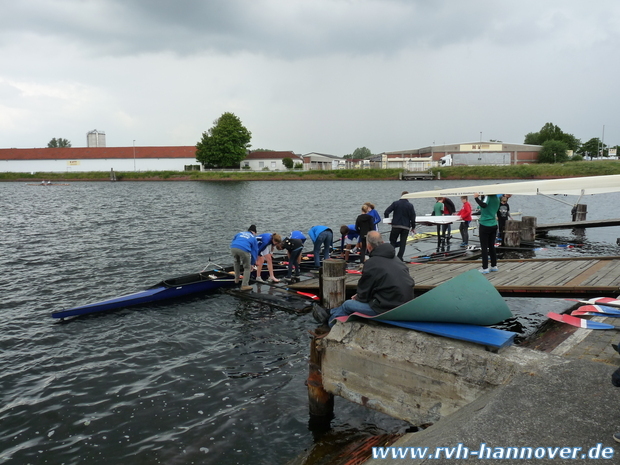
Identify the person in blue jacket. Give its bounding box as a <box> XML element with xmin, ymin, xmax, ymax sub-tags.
<box><xmin>364</xmin><ymin>202</ymin><xmax>382</xmax><ymax>231</ymax></box>
<box><xmin>230</xmin><ymin>225</ymin><xmax>259</xmax><ymax>290</ymax></box>
<box><xmin>308</xmin><ymin>225</ymin><xmax>333</xmax><ymax>268</ymax></box>
<box><xmin>339</xmin><ymin>224</ymin><xmax>360</xmax><ymax>261</ymax></box>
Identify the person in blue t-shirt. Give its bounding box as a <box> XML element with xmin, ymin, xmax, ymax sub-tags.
<box><xmin>308</xmin><ymin>225</ymin><xmax>333</xmax><ymax>268</ymax></box>
<box><xmin>339</xmin><ymin>224</ymin><xmax>360</xmax><ymax>261</ymax></box>
<box><xmin>364</xmin><ymin>202</ymin><xmax>382</xmax><ymax>231</ymax></box>
<box><xmin>230</xmin><ymin>225</ymin><xmax>259</xmax><ymax>290</ymax></box>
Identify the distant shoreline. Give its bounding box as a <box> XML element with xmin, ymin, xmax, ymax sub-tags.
<box><xmin>2</xmin><ymin>160</ymin><xmax>620</xmax><ymax>182</ymax></box>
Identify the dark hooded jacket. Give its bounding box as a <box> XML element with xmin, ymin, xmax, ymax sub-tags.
<box><xmin>384</xmin><ymin>199</ymin><xmax>416</xmax><ymax>229</ymax></box>
<box><xmin>355</xmin><ymin>243</ymin><xmax>415</xmax><ymax>314</ymax></box>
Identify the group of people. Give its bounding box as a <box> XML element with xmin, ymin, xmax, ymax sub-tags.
<box><xmin>228</xmin><ymin>191</ymin><xmax>419</xmax><ymax>327</ymax></box>
<box><xmin>431</xmin><ymin>196</ymin><xmax>472</xmax><ymax>249</ymax></box>
<box><xmin>229</xmin><ymin>190</ymin><xmax>513</xmax><ymax>325</ymax></box>
<box><xmin>429</xmin><ymin>193</ymin><xmax>513</xmax><ymax>273</ymax></box>
<box><xmin>229</xmin><ymin>225</ymin><xmax>315</xmax><ymax>290</ymax></box>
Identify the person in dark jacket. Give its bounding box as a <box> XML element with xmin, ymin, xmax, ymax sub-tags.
<box><xmin>384</xmin><ymin>191</ymin><xmax>416</xmax><ymax>261</ymax></box>
<box><xmin>355</xmin><ymin>204</ymin><xmax>375</xmax><ymax>264</ymax></box>
<box><xmin>312</xmin><ymin>231</ymin><xmax>415</xmax><ymax>327</ymax></box>
<box><xmin>277</xmin><ymin>236</ymin><xmax>304</xmax><ymax>282</ymax></box>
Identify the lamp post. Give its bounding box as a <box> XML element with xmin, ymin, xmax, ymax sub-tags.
<box><xmin>133</xmin><ymin>140</ymin><xmax>136</xmax><ymax>171</ymax></box>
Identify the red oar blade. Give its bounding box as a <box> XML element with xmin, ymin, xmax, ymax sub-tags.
<box><xmin>296</xmin><ymin>291</ymin><xmax>319</xmax><ymax>301</ymax></box>
<box><xmin>572</xmin><ymin>305</ymin><xmax>620</xmax><ymax>316</ymax></box>
<box><xmin>547</xmin><ymin>312</ymin><xmax>618</xmax><ymax>330</ymax></box>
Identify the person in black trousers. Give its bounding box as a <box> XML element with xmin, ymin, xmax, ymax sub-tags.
<box><xmin>384</xmin><ymin>191</ymin><xmax>416</xmax><ymax>261</ymax></box>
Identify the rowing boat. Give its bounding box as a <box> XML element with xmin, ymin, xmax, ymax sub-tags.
<box><xmin>401</xmin><ymin>174</ymin><xmax>620</xmax><ymax>199</ymax></box>
<box><xmin>52</xmin><ymin>269</ymin><xmax>239</xmax><ymax>319</ymax></box>
<box><xmin>51</xmin><ymin>258</ymin><xmax>298</xmax><ymax>319</ymax></box>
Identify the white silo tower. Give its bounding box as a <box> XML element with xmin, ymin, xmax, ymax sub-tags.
<box><xmin>87</xmin><ymin>129</ymin><xmax>106</xmax><ymax>147</ymax></box>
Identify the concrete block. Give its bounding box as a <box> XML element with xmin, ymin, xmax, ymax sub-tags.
<box><xmin>319</xmin><ymin>321</ymin><xmax>551</xmax><ymax>424</ymax></box>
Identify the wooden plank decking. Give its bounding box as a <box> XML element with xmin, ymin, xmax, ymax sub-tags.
<box><xmin>293</xmin><ymin>256</ymin><xmax>620</xmax><ymax>297</ymax></box>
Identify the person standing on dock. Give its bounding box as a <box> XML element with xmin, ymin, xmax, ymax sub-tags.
<box><xmin>441</xmin><ymin>197</ymin><xmax>456</xmax><ymax>247</ymax></box>
<box><xmin>308</xmin><ymin>225</ymin><xmax>333</xmax><ymax>268</ymax></box>
<box><xmin>356</xmin><ymin>204</ymin><xmax>375</xmax><ymax>265</ymax></box>
<box><xmin>254</xmin><ymin>232</ymin><xmax>282</xmax><ymax>283</ymax></box>
<box><xmin>497</xmin><ymin>195</ymin><xmax>513</xmax><ymax>242</ymax></box>
<box><xmin>230</xmin><ymin>225</ymin><xmax>259</xmax><ymax>291</ymax></box>
<box><xmin>312</xmin><ymin>231</ymin><xmax>415</xmax><ymax>327</ymax></box>
<box><xmin>457</xmin><ymin>196</ymin><xmax>473</xmax><ymax>247</ymax></box>
<box><xmin>364</xmin><ymin>202</ymin><xmax>382</xmax><ymax>231</ymax></box>
<box><xmin>432</xmin><ymin>197</ymin><xmax>444</xmax><ymax>250</ymax></box>
<box><xmin>384</xmin><ymin>191</ymin><xmax>416</xmax><ymax>261</ymax></box>
<box><xmin>474</xmin><ymin>194</ymin><xmax>500</xmax><ymax>274</ymax></box>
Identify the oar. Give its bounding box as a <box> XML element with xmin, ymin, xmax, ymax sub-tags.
<box><xmin>547</xmin><ymin>312</ymin><xmax>620</xmax><ymax>330</ymax></box>
<box><xmin>572</xmin><ymin>305</ymin><xmax>620</xmax><ymax>316</ymax></box>
<box><xmin>573</xmin><ymin>297</ymin><xmax>620</xmax><ymax>308</ymax></box>
<box><xmin>571</xmin><ymin>310</ymin><xmax>620</xmax><ymax>318</ymax></box>
<box><xmin>249</xmin><ymin>276</ymin><xmax>319</xmax><ymax>301</ymax></box>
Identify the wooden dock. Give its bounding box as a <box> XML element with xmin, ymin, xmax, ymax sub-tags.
<box><xmin>400</xmin><ymin>171</ymin><xmax>434</xmax><ymax>180</ymax></box>
<box><xmin>293</xmin><ymin>256</ymin><xmax>620</xmax><ymax>298</ymax></box>
<box><xmin>537</xmin><ymin>218</ymin><xmax>620</xmax><ymax>232</ymax></box>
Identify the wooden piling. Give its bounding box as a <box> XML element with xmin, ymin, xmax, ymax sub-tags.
<box><xmin>504</xmin><ymin>220</ymin><xmax>521</xmax><ymax>247</ymax></box>
<box><xmin>321</xmin><ymin>259</ymin><xmax>347</xmax><ymax>309</ymax></box>
<box><xmin>520</xmin><ymin>216</ymin><xmax>537</xmax><ymax>242</ymax></box>
<box><xmin>572</xmin><ymin>204</ymin><xmax>587</xmax><ymax>222</ymax></box>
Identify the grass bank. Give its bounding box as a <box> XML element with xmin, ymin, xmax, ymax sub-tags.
<box><xmin>2</xmin><ymin>160</ymin><xmax>620</xmax><ymax>182</ymax></box>
<box><xmin>433</xmin><ymin>160</ymin><xmax>620</xmax><ymax>179</ymax></box>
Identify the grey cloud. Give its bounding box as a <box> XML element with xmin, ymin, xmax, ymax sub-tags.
<box><xmin>0</xmin><ymin>0</ymin><xmax>518</xmax><ymax>58</ymax></box>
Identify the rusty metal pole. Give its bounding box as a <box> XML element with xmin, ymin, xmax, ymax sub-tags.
<box><xmin>308</xmin><ymin>328</ymin><xmax>334</xmax><ymax>418</ymax></box>
<box><xmin>307</xmin><ymin>259</ymin><xmax>346</xmax><ymax>419</ymax></box>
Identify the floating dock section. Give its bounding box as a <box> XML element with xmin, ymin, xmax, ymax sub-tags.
<box><xmin>293</xmin><ymin>256</ymin><xmax>620</xmax><ymax>297</ymax></box>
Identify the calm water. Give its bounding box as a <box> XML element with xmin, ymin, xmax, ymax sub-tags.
<box><xmin>1</xmin><ymin>180</ymin><xmax>619</xmax><ymax>465</ymax></box>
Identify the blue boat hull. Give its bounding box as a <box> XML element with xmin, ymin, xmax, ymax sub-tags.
<box><xmin>52</xmin><ymin>271</ymin><xmax>236</xmax><ymax>319</ymax></box>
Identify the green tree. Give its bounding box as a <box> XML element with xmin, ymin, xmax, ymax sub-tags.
<box><xmin>282</xmin><ymin>157</ymin><xmax>294</xmax><ymax>169</ymax></box>
<box><xmin>351</xmin><ymin>147</ymin><xmax>373</xmax><ymax>159</ymax></box>
<box><xmin>524</xmin><ymin>123</ymin><xmax>580</xmax><ymax>152</ymax></box>
<box><xmin>47</xmin><ymin>137</ymin><xmax>71</xmax><ymax>148</ymax></box>
<box><xmin>196</xmin><ymin>112</ymin><xmax>252</xmax><ymax>168</ymax></box>
<box><xmin>578</xmin><ymin>138</ymin><xmax>606</xmax><ymax>158</ymax></box>
<box><xmin>538</xmin><ymin>140</ymin><xmax>569</xmax><ymax>164</ymax></box>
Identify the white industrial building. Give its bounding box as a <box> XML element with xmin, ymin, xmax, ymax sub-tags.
<box><xmin>0</xmin><ymin>146</ymin><xmax>199</xmax><ymax>172</ymax></box>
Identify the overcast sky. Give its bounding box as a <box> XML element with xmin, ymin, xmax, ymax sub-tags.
<box><xmin>1</xmin><ymin>0</ymin><xmax>618</xmax><ymax>155</ymax></box>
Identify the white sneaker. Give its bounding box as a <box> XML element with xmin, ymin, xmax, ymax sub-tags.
<box><xmin>255</xmin><ymin>276</ymin><xmax>265</xmax><ymax>283</ymax></box>
<box><xmin>479</xmin><ymin>268</ymin><xmax>489</xmax><ymax>274</ymax></box>
<box><xmin>489</xmin><ymin>266</ymin><xmax>499</xmax><ymax>272</ymax></box>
